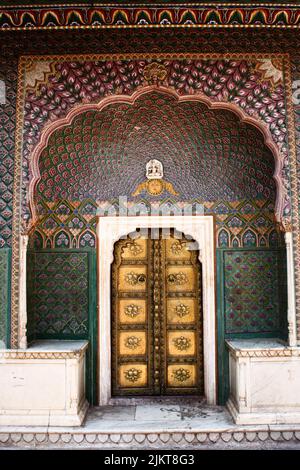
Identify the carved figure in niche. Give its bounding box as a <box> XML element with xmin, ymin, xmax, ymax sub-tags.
<box><xmin>132</xmin><ymin>159</ymin><xmax>179</xmax><ymax>197</ymax></box>
<box><xmin>146</xmin><ymin>159</ymin><xmax>163</xmax><ymax>180</ymax></box>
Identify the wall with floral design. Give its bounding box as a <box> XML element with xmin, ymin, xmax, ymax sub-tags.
<box><xmin>1</xmin><ymin>28</ymin><xmax>299</xmax><ymax>252</ymax></box>
<box><xmin>30</xmin><ymin>90</ymin><xmax>279</xmax><ymax>251</ymax></box>
<box><xmin>21</xmin><ymin>57</ymin><xmax>285</xmax><ymax>347</ymax></box>
<box><xmin>0</xmin><ymin>30</ymin><xmax>297</xmax><ymax>397</ymax></box>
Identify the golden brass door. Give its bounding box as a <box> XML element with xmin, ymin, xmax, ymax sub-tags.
<box><xmin>111</xmin><ymin>229</ymin><xmax>203</xmax><ymax>396</ymax></box>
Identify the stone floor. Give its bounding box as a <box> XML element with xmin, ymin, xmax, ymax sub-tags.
<box><xmin>87</xmin><ymin>397</ymin><xmax>228</xmax><ymax>431</ymax></box>
<box><xmin>1</xmin><ymin>399</ymin><xmax>300</xmax><ymax>449</ymax></box>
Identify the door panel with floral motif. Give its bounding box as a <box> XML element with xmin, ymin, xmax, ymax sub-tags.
<box><xmin>111</xmin><ymin>229</ymin><xmax>203</xmax><ymax>396</ymax></box>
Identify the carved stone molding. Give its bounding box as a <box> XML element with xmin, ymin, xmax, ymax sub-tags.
<box><xmin>227</xmin><ymin>349</ymin><xmax>294</xmax><ymax>358</ymax></box>
<box><xmin>0</xmin><ymin>340</ymin><xmax>89</xmax><ymax>360</ymax></box>
<box><xmin>0</xmin><ymin>350</ymin><xmax>87</xmax><ymax>360</ymax></box>
<box><xmin>18</xmin><ymin>235</ymin><xmax>28</xmax><ymax>349</ymax></box>
<box><xmin>226</xmin><ymin>340</ymin><xmax>300</xmax><ymax>358</ymax></box>
<box><xmin>1</xmin><ymin>429</ymin><xmax>300</xmax><ymax>449</ymax></box>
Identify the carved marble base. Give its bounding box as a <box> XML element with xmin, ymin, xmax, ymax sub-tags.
<box><xmin>227</xmin><ymin>398</ymin><xmax>300</xmax><ymax>426</ymax></box>
<box><xmin>0</xmin><ymin>400</ymin><xmax>89</xmax><ymax>427</ymax></box>
<box><xmin>0</xmin><ymin>340</ymin><xmax>89</xmax><ymax>427</ymax></box>
<box><xmin>227</xmin><ymin>339</ymin><xmax>300</xmax><ymax>425</ymax></box>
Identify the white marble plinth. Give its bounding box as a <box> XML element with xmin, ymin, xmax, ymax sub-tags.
<box><xmin>0</xmin><ymin>340</ymin><xmax>89</xmax><ymax>426</ymax></box>
<box><xmin>226</xmin><ymin>339</ymin><xmax>300</xmax><ymax>425</ymax></box>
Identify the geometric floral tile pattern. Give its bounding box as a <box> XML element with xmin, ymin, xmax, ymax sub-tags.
<box><xmin>30</xmin><ymin>198</ymin><xmax>280</xmax><ymax>249</ymax></box>
<box><xmin>25</xmin><ymin>58</ymin><xmax>287</xmax><ymax>160</ymax></box>
<box><xmin>0</xmin><ymin>249</ymin><xmax>10</xmax><ymax>346</ymax></box>
<box><xmin>30</xmin><ymin>199</ymin><xmax>97</xmax><ymax>250</ymax></box>
<box><xmin>223</xmin><ymin>250</ymin><xmax>283</xmax><ymax>334</ymax></box>
<box><xmin>0</xmin><ymin>58</ymin><xmax>17</xmax><ymax>248</ymax></box>
<box><xmin>27</xmin><ymin>251</ymin><xmax>89</xmax><ymax>336</ymax></box>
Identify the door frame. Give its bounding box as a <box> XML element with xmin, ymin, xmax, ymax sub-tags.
<box><xmin>96</xmin><ymin>215</ymin><xmax>216</xmax><ymax>405</ymax></box>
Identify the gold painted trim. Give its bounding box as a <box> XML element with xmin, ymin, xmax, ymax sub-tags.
<box><xmin>17</xmin><ymin>52</ymin><xmax>289</xmax><ymax>62</ymax></box>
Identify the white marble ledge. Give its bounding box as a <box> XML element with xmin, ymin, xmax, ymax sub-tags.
<box><xmin>225</xmin><ymin>338</ymin><xmax>300</xmax><ymax>358</ymax></box>
<box><xmin>0</xmin><ymin>340</ymin><xmax>89</xmax><ymax>360</ymax></box>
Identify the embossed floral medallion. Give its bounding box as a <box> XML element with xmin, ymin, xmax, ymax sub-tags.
<box><xmin>175</xmin><ymin>303</ymin><xmax>190</xmax><ymax>318</ymax></box>
<box><xmin>124</xmin><ymin>272</ymin><xmax>146</xmax><ymax>286</ymax></box>
<box><xmin>172</xmin><ymin>336</ymin><xmax>192</xmax><ymax>351</ymax></box>
<box><xmin>167</xmin><ymin>272</ymin><xmax>188</xmax><ymax>286</ymax></box>
<box><xmin>128</xmin><ymin>242</ymin><xmax>143</xmax><ymax>257</ymax></box>
<box><xmin>124</xmin><ymin>336</ymin><xmax>142</xmax><ymax>350</ymax></box>
<box><xmin>124</xmin><ymin>368</ymin><xmax>142</xmax><ymax>383</ymax></box>
<box><xmin>124</xmin><ymin>304</ymin><xmax>142</xmax><ymax>318</ymax></box>
<box><xmin>170</xmin><ymin>240</ymin><xmax>186</xmax><ymax>255</ymax></box>
<box><xmin>172</xmin><ymin>368</ymin><xmax>191</xmax><ymax>383</ymax></box>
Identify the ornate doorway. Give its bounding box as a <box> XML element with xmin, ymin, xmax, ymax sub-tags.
<box><xmin>111</xmin><ymin>229</ymin><xmax>203</xmax><ymax>397</ymax></box>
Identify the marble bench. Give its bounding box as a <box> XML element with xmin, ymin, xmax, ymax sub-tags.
<box><xmin>0</xmin><ymin>340</ymin><xmax>89</xmax><ymax>426</ymax></box>
<box><xmin>227</xmin><ymin>338</ymin><xmax>300</xmax><ymax>425</ymax></box>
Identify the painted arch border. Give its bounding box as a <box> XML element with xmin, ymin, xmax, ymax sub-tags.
<box><xmin>11</xmin><ymin>52</ymin><xmax>299</xmax><ymax>348</ymax></box>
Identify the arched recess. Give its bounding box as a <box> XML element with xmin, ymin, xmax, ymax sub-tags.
<box><xmin>27</xmin><ymin>85</ymin><xmax>284</xmax><ymax>227</ymax></box>
<box><xmin>25</xmin><ymin>85</ymin><xmax>292</xmax><ymax>405</ymax></box>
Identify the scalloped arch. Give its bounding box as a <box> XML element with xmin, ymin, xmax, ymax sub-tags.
<box><xmin>28</xmin><ymin>85</ymin><xmax>284</xmax><ymax>225</ymax></box>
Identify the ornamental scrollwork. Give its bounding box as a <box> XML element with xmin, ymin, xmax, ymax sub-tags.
<box><xmin>143</xmin><ymin>62</ymin><xmax>167</xmax><ymax>85</ymax></box>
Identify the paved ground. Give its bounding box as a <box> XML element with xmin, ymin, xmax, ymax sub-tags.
<box><xmin>1</xmin><ymin>400</ymin><xmax>300</xmax><ymax>449</ymax></box>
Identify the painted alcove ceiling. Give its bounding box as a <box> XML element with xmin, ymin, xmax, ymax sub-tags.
<box><xmin>34</xmin><ymin>90</ymin><xmax>276</xmax><ymax>205</ymax></box>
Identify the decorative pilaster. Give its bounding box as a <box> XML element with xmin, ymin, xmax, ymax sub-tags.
<box><xmin>285</xmin><ymin>232</ymin><xmax>297</xmax><ymax>347</ymax></box>
<box><xmin>18</xmin><ymin>234</ymin><xmax>28</xmax><ymax>349</ymax></box>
